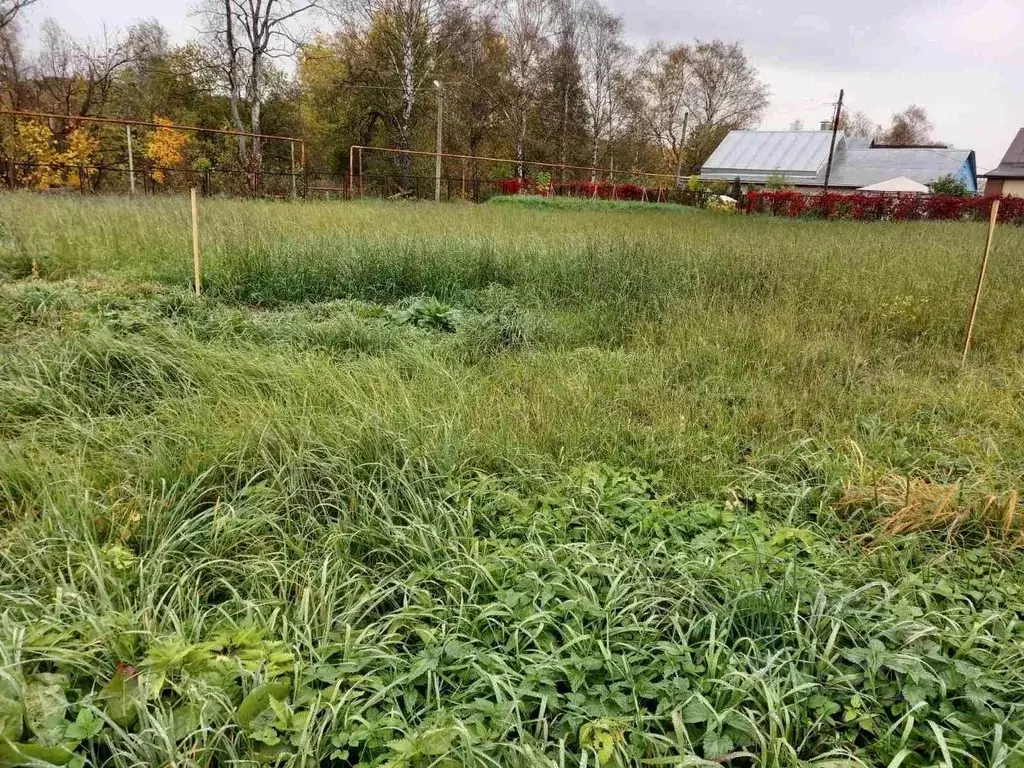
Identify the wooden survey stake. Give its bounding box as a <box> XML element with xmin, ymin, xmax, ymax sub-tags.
<box><xmin>191</xmin><ymin>188</ymin><xmax>202</xmax><ymax>296</ymax></box>
<box><xmin>961</xmin><ymin>198</ymin><xmax>1000</xmax><ymax>367</ymax></box>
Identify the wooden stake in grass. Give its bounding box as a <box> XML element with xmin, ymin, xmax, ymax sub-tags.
<box><xmin>190</xmin><ymin>188</ymin><xmax>202</xmax><ymax>296</ymax></box>
<box><xmin>961</xmin><ymin>198</ymin><xmax>1000</xmax><ymax>368</ymax></box>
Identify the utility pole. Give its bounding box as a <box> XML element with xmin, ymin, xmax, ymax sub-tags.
<box><xmin>434</xmin><ymin>80</ymin><xmax>443</xmax><ymax>203</ymax></box>
<box><xmin>675</xmin><ymin>111</ymin><xmax>689</xmax><ymax>188</ymax></box>
<box><xmin>822</xmin><ymin>89</ymin><xmax>844</xmax><ymax>197</ymax></box>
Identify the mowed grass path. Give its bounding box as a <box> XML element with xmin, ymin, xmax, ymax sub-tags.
<box><xmin>1</xmin><ymin>194</ymin><xmax>1023</xmax><ymax>767</ymax></box>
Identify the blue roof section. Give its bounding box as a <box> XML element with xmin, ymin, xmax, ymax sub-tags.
<box><xmin>702</xmin><ymin>130</ymin><xmax>978</xmax><ymax>190</ymax></box>
<box><xmin>701</xmin><ymin>131</ymin><xmax>837</xmax><ymax>179</ymax></box>
<box><xmin>827</xmin><ymin>147</ymin><xmax>976</xmax><ymax>190</ymax></box>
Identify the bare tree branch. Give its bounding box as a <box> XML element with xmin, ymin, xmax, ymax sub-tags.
<box><xmin>497</xmin><ymin>0</ymin><xmax>550</xmax><ymax>179</ymax></box>
<box><xmin>578</xmin><ymin>0</ymin><xmax>627</xmax><ymax>179</ymax></box>
<box><xmin>637</xmin><ymin>42</ymin><xmax>689</xmax><ymax>176</ymax></box>
<box><xmin>0</xmin><ymin>0</ymin><xmax>36</xmax><ymax>33</ymax></box>
<box><xmin>197</xmin><ymin>0</ymin><xmax>323</xmax><ymax>167</ymax></box>
<box><xmin>30</xmin><ymin>20</ymin><xmax>138</xmax><ymax>118</ymax></box>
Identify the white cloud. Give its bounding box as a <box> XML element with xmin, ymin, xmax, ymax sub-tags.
<box><xmin>907</xmin><ymin>0</ymin><xmax>1022</xmax><ymax>51</ymax></box>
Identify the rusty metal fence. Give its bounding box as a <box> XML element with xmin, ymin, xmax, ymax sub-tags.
<box><xmin>3</xmin><ymin>161</ymin><xmax>305</xmax><ymax>198</ymax></box>
<box><xmin>4</xmin><ymin>152</ymin><xmax>713</xmax><ymax>215</ymax></box>
<box><xmin>0</xmin><ymin>109</ymin><xmax>704</xmax><ymax>207</ymax></box>
<box><xmin>4</xmin><ymin>163</ymin><xmax>710</xmax><ymax>208</ymax></box>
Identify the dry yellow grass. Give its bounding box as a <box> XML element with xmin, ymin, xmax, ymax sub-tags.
<box><xmin>839</xmin><ymin>473</ymin><xmax>1023</xmax><ymax>544</ymax></box>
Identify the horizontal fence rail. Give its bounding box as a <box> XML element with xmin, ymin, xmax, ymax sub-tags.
<box><xmin>2</xmin><ymin>160</ymin><xmax>708</xmax><ymax>208</ymax></box>
<box><xmin>3</xmin><ymin>161</ymin><xmax>305</xmax><ymax>198</ymax></box>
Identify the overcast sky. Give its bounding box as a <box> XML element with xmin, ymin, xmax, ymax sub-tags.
<box><xmin>23</xmin><ymin>0</ymin><xmax>1024</xmax><ymax>170</ymax></box>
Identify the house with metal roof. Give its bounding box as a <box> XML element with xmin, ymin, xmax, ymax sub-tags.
<box><xmin>701</xmin><ymin>130</ymin><xmax>978</xmax><ymax>193</ymax></box>
<box><xmin>980</xmin><ymin>128</ymin><xmax>1024</xmax><ymax>197</ymax></box>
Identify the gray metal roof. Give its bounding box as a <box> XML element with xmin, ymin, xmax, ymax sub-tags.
<box><xmin>701</xmin><ymin>131</ymin><xmax>837</xmax><ymax>179</ymax></box>
<box><xmin>826</xmin><ymin>147</ymin><xmax>974</xmax><ymax>188</ymax></box>
<box><xmin>701</xmin><ymin>129</ymin><xmax>975</xmax><ymax>189</ymax></box>
<box><xmin>983</xmin><ymin>165</ymin><xmax>1024</xmax><ymax>179</ymax></box>
<box><xmin>981</xmin><ymin>128</ymin><xmax>1024</xmax><ymax>178</ymax></box>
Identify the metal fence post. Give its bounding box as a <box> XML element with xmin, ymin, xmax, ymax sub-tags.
<box><xmin>126</xmin><ymin>125</ymin><xmax>136</xmax><ymax>194</ymax></box>
<box><xmin>358</xmin><ymin>147</ymin><xmax>364</xmax><ymax>198</ymax></box>
<box><xmin>301</xmin><ymin>142</ymin><xmax>308</xmax><ymax>198</ymax></box>
<box><xmin>290</xmin><ymin>141</ymin><xmax>297</xmax><ymax>200</ymax></box>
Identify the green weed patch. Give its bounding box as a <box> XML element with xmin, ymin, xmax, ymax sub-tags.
<box><xmin>1</xmin><ymin>197</ymin><xmax>1023</xmax><ymax>766</ymax></box>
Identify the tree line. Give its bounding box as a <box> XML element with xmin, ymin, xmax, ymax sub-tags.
<box><xmin>0</xmin><ymin>0</ymin><xmax>777</xmax><ymax>189</ymax></box>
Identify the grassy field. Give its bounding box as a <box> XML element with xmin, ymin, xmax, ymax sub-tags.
<box><xmin>1</xmin><ymin>193</ymin><xmax>1023</xmax><ymax>768</ymax></box>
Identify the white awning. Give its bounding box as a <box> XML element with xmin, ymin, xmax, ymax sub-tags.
<box><xmin>857</xmin><ymin>176</ymin><xmax>931</xmax><ymax>193</ymax></box>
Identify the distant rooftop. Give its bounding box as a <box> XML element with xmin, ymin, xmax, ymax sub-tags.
<box><xmin>828</xmin><ymin>147</ymin><xmax>973</xmax><ymax>189</ymax></box>
<box><xmin>871</xmin><ymin>143</ymin><xmax>951</xmax><ymax>150</ymax></box>
<box><xmin>980</xmin><ymin>128</ymin><xmax>1024</xmax><ymax>179</ymax></box>
<box><xmin>701</xmin><ymin>131</ymin><xmax>837</xmax><ymax>181</ymax></box>
<box><xmin>702</xmin><ymin>130</ymin><xmax>976</xmax><ymax>190</ymax></box>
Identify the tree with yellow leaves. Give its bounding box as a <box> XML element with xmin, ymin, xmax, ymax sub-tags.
<box><xmin>144</xmin><ymin>116</ymin><xmax>190</xmax><ymax>184</ymax></box>
<box><xmin>15</xmin><ymin>121</ymin><xmax>63</xmax><ymax>189</ymax></box>
<box><xmin>62</xmin><ymin>126</ymin><xmax>101</xmax><ymax>189</ymax></box>
<box><xmin>14</xmin><ymin>120</ymin><xmax>100</xmax><ymax>190</ymax></box>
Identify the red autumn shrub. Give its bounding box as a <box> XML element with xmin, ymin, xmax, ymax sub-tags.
<box><xmin>552</xmin><ymin>181</ymin><xmax>599</xmax><ymax>198</ymax></box>
<box><xmin>996</xmin><ymin>195</ymin><xmax>1024</xmax><ymax>222</ymax></box>
<box><xmin>749</xmin><ymin>190</ymin><xmax>806</xmax><ymax>217</ymax></box>
<box><xmin>609</xmin><ymin>183</ymin><xmax>646</xmax><ymax>201</ymax></box>
<box><xmin>923</xmin><ymin>195</ymin><xmax>965</xmax><ymax>220</ymax></box>
<box><xmin>893</xmin><ymin>195</ymin><xmax>923</xmax><ymax>221</ymax></box>
<box><xmin>500</xmin><ymin>178</ymin><xmax>524</xmax><ymax>196</ymax></box>
<box><xmin>745</xmin><ymin>191</ymin><xmax>1024</xmax><ymax>225</ymax></box>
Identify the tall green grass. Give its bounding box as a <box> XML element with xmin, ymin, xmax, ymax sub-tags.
<box><xmin>1</xmin><ymin>194</ymin><xmax>1023</xmax><ymax>767</ymax></box>
<box><xmin>488</xmin><ymin>194</ymin><xmax>698</xmax><ymax>214</ymax></box>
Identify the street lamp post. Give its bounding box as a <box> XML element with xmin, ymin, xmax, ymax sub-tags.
<box><xmin>434</xmin><ymin>80</ymin><xmax>443</xmax><ymax>203</ymax></box>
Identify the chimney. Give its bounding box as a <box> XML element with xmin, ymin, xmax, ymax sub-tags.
<box><xmin>820</xmin><ymin>120</ymin><xmax>833</xmax><ymax>132</ymax></box>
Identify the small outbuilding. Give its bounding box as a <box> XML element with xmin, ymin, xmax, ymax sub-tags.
<box><xmin>980</xmin><ymin>129</ymin><xmax>1024</xmax><ymax>197</ymax></box>
<box><xmin>857</xmin><ymin>177</ymin><xmax>930</xmax><ymax>193</ymax></box>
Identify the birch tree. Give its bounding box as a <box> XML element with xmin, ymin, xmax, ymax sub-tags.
<box><xmin>879</xmin><ymin>104</ymin><xmax>933</xmax><ymax>146</ymax></box>
<box><xmin>201</xmin><ymin>0</ymin><xmax>323</xmax><ymax>169</ymax></box>
<box><xmin>337</xmin><ymin>0</ymin><xmax>462</xmax><ymax>182</ymax></box>
<box><xmin>549</xmin><ymin>0</ymin><xmax>581</xmax><ymax>176</ymax></box>
<box><xmin>638</xmin><ymin>42</ymin><xmax>689</xmax><ymax>180</ymax></box>
<box><xmin>684</xmin><ymin>39</ymin><xmax>768</xmax><ymax>168</ymax></box>
<box><xmin>578</xmin><ymin>0</ymin><xmax>626</xmax><ymax>179</ymax></box>
<box><xmin>839</xmin><ymin>110</ymin><xmax>881</xmax><ymax>139</ymax></box>
<box><xmin>496</xmin><ymin>0</ymin><xmax>549</xmax><ymax>179</ymax></box>
<box><xmin>440</xmin><ymin>7</ymin><xmax>505</xmax><ymax>167</ymax></box>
